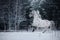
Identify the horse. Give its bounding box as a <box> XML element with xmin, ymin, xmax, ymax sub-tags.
<box><xmin>29</xmin><ymin>10</ymin><xmax>55</xmax><ymax>32</ymax></box>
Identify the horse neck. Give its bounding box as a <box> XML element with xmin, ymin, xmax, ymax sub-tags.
<box><xmin>35</xmin><ymin>13</ymin><xmax>42</xmax><ymax>18</ymax></box>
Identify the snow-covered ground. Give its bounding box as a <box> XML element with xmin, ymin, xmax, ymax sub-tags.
<box><xmin>0</xmin><ymin>30</ymin><xmax>60</xmax><ymax>40</ymax></box>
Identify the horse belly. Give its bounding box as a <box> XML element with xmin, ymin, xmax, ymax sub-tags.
<box><xmin>40</xmin><ymin>20</ymin><xmax>51</xmax><ymax>27</ymax></box>
<box><xmin>32</xmin><ymin>20</ymin><xmax>51</xmax><ymax>28</ymax></box>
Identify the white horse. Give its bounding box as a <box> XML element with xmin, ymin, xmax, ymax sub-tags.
<box><xmin>29</xmin><ymin>10</ymin><xmax>55</xmax><ymax>32</ymax></box>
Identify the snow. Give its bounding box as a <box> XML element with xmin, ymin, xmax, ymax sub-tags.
<box><xmin>0</xmin><ymin>31</ymin><xmax>60</xmax><ymax>40</ymax></box>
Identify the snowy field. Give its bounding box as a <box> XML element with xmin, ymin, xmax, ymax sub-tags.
<box><xmin>0</xmin><ymin>31</ymin><xmax>60</xmax><ymax>40</ymax></box>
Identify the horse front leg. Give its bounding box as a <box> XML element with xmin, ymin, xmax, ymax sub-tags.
<box><xmin>32</xmin><ymin>26</ymin><xmax>37</xmax><ymax>32</ymax></box>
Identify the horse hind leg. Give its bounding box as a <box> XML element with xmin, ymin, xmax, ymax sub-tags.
<box><xmin>42</xmin><ymin>27</ymin><xmax>50</xmax><ymax>33</ymax></box>
<box><xmin>42</xmin><ymin>29</ymin><xmax>47</xmax><ymax>33</ymax></box>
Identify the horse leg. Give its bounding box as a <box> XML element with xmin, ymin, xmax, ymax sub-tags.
<box><xmin>42</xmin><ymin>27</ymin><xmax>49</xmax><ymax>33</ymax></box>
<box><xmin>27</xmin><ymin>27</ymin><xmax>28</xmax><ymax>32</ymax></box>
<box><xmin>32</xmin><ymin>28</ymin><xmax>35</xmax><ymax>32</ymax></box>
<box><xmin>32</xmin><ymin>26</ymin><xmax>36</xmax><ymax>32</ymax></box>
